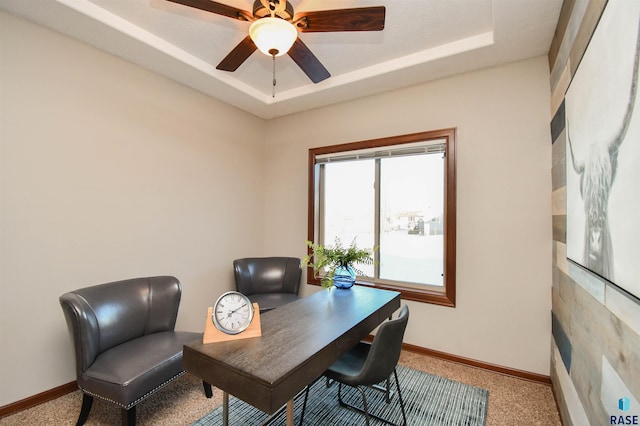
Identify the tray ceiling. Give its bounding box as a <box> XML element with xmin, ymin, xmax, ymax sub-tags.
<box><xmin>0</xmin><ymin>0</ymin><xmax>562</xmax><ymax>118</ymax></box>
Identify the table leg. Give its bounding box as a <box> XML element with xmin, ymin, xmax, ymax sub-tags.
<box><xmin>286</xmin><ymin>399</ymin><xmax>294</xmax><ymax>426</ymax></box>
<box><xmin>223</xmin><ymin>391</ymin><xmax>229</xmax><ymax>426</ymax></box>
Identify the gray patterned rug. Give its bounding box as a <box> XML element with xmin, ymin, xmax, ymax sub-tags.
<box><xmin>193</xmin><ymin>366</ymin><xmax>488</xmax><ymax>425</ymax></box>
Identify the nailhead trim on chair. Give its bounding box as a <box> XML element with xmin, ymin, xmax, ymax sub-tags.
<box><xmin>79</xmin><ymin>371</ymin><xmax>187</xmax><ymax>410</ymax></box>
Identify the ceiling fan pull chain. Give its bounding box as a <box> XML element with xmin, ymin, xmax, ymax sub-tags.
<box><xmin>272</xmin><ymin>54</ymin><xmax>277</xmax><ymax>98</ymax></box>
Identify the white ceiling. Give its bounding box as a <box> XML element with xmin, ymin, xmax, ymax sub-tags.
<box><xmin>0</xmin><ymin>0</ymin><xmax>562</xmax><ymax>119</ymax></box>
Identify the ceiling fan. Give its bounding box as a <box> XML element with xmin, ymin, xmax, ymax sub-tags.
<box><xmin>166</xmin><ymin>0</ymin><xmax>386</xmax><ymax>84</ymax></box>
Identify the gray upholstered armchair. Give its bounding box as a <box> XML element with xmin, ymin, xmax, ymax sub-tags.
<box><xmin>59</xmin><ymin>276</ymin><xmax>212</xmax><ymax>426</ymax></box>
<box><xmin>233</xmin><ymin>257</ymin><xmax>302</xmax><ymax>312</ymax></box>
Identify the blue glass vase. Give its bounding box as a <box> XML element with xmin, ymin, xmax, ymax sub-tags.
<box><xmin>333</xmin><ymin>264</ymin><xmax>356</xmax><ymax>289</ymax></box>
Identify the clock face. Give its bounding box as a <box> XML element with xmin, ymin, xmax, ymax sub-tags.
<box><xmin>213</xmin><ymin>291</ymin><xmax>254</xmax><ymax>335</ymax></box>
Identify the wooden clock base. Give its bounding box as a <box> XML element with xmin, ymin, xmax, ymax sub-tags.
<box><xmin>203</xmin><ymin>303</ymin><xmax>262</xmax><ymax>344</ymax></box>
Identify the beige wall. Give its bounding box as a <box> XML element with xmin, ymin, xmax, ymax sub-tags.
<box><xmin>263</xmin><ymin>56</ymin><xmax>553</xmax><ymax>375</ymax></box>
<box><xmin>0</xmin><ymin>11</ymin><xmax>266</xmax><ymax>405</ymax></box>
<box><xmin>1</xmin><ymin>8</ymin><xmax>554</xmax><ymax>408</ymax></box>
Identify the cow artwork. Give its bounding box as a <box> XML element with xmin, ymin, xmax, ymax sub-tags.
<box><xmin>567</xmin><ymin>20</ymin><xmax>640</xmax><ymax>280</ymax></box>
<box><xmin>565</xmin><ymin>2</ymin><xmax>640</xmax><ymax>298</ymax></box>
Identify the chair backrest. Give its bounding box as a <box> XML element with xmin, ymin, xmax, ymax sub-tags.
<box><xmin>59</xmin><ymin>276</ymin><xmax>182</xmax><ymax>376</ymax></box>
<box><xmin>233</xmin><ymin>257</ymin><xmax>302</xmax><ymax>296</ymax></box>
<box><xmin>356</xmin><ymin>305</ymin><xmax>409</xmax><ymax>385</ymax></box>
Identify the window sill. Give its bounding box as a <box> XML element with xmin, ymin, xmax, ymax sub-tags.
<box><xmin>306</xmin><ymin>277</ymin><xmax>455</xmax><ymax>307</ymax></box>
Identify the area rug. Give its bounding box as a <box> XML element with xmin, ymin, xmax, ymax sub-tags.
<box><xmin>192</xmin><ymin>365</ymin><xmax>488</xmax><ymax>425</ymax></box>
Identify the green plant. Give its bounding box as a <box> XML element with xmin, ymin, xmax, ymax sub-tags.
<box><xmin>302</xmin><ymin>238</ymin><xmax>376</xmax><ymax>288</ymax></box>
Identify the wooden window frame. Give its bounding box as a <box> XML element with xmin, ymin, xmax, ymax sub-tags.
<box><xmin>307</xmin><ymin>128</ymin><xmax>457</xmax><ymax>307</ymax></box>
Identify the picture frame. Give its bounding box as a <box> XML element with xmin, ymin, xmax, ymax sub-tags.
<box><xmin>565</xmin><ymin>2</ymin><xmax>640</xmax><ymax>299</ymax></box>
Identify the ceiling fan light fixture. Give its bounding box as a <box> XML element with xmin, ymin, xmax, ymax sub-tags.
<box><xmin>249</xmin><ymin>17</ymin><xmax>297</xmax><ymax>57</ymax></box>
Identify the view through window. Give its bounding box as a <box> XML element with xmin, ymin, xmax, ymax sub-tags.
<box><xmin>308</xmin><ymin>129</ymin><xmax>456</xmax><ymax>306</ymax></box>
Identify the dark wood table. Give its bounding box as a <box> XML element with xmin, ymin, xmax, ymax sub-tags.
<box><xmin>183</xmin><ymin>285</ymin><xmax>401</xmax><ymax>426</ymax></box>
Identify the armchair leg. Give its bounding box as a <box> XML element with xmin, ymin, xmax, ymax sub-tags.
<box><xmin>337</xmin><ymin>383</ymin><xmax>371</xmax><ymax>426</ymax></box>
<box><xmin>76</xmin><ymin>394</ymin><xmax>93</xmax><ymax>426</ymax></box>
<box><xmin>385</xmin><ymin>377</ymin><xmax>391</xmax><ymax>403</ymax></box>
<box><xmin>203</xmin><ymin>381</ymin><xmax>213</xmax><ymax>398</ymax></box>
<box><xmin>355</xmin><ymin>386</ymin><xmax>372</xmax><ymax>426</ymax></box>
<box><xmin>298</xmin><ymin>385</ymin><xmax>311</xmax><ymax>426</ymax></box>
<box><xmin>121</xmin><ymin>406</ymin><xmax>136</xmax><ymax>426</ymax></box>
<box><xmin>335</xmin><ymin>371</ymin><xmax>407</xmax><ymax>426</ymax></box>
<box><xmin>393</xmin><ymin>369</ymin><xmax>408</xmax><ymax>426</ymax></box>
<box><xmin>298</xmin><ymin>376</ymin><xmax>325</xmax><ymax>426</ymax></box>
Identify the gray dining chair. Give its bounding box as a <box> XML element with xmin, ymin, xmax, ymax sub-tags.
<box><xmin>300</xmin><ymin>305</ymin><xmax>409</xmax><ymax>426</ymax></box>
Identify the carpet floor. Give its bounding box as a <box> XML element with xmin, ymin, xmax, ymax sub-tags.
<box><xmin>0</xmin><ymin>351</ymin><xmax>561</xmax><ymax>425</ymax></box>
<box><xmin>193</xmin><ymin>366</ymin><xmax>488</xmax><ymax>425</ymax></box>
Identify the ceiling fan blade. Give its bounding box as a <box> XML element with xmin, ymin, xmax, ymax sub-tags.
<box><xmin>216</xmin><ymin>35</ymin><xmax>257</xmax><ymax>71</ymax></box>
<box><xmin>166</xmin><ymin>0</ymin><xmax>251</xmax><ymax>21</ymax></box>
<box><xmin>288</xmin><ymin>38</ymin><xmax>330</xmax><ymax>84</ymax></box>
<box><xmin>294</xmin><ymin>6</ymin><xmax>385</xmax><ymax>32</ymax></box>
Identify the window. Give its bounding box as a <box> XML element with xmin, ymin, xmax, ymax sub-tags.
<box><xmin>307</xmin><ymin>129</ymin><xmax>456</xmax><ymax>306</ymax></box>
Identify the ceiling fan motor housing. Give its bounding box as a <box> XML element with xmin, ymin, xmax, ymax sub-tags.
<box><xmin>252</xmin><ymin>0</ymin><xmax>294</xmax><ymax>20</ymax></box>
<box><xmin>166</xmin><ymin>0</ymin><xmax>384</xmax><ymax>84</ymax></box>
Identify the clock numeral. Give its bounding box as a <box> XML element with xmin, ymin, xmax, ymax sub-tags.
<box><xmin>213</xmin><ymin>292</ymin><xmax>253</xmax><ymax>334</ymax></box>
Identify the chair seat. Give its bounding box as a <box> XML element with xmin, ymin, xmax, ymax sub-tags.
<box><xmin>248</xmin><ymin>293</ymin><xmax>301</xmax><ymax>312</ymax></box>
<box><xmin>78</xmin><ymin>331</ymin><xmax>201</xmax><ymax>408</ymax></box>
<box><xmin>325</xmin><ymin>342</ymin><xmax>373</xmax><ymax>386</ymax></box>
